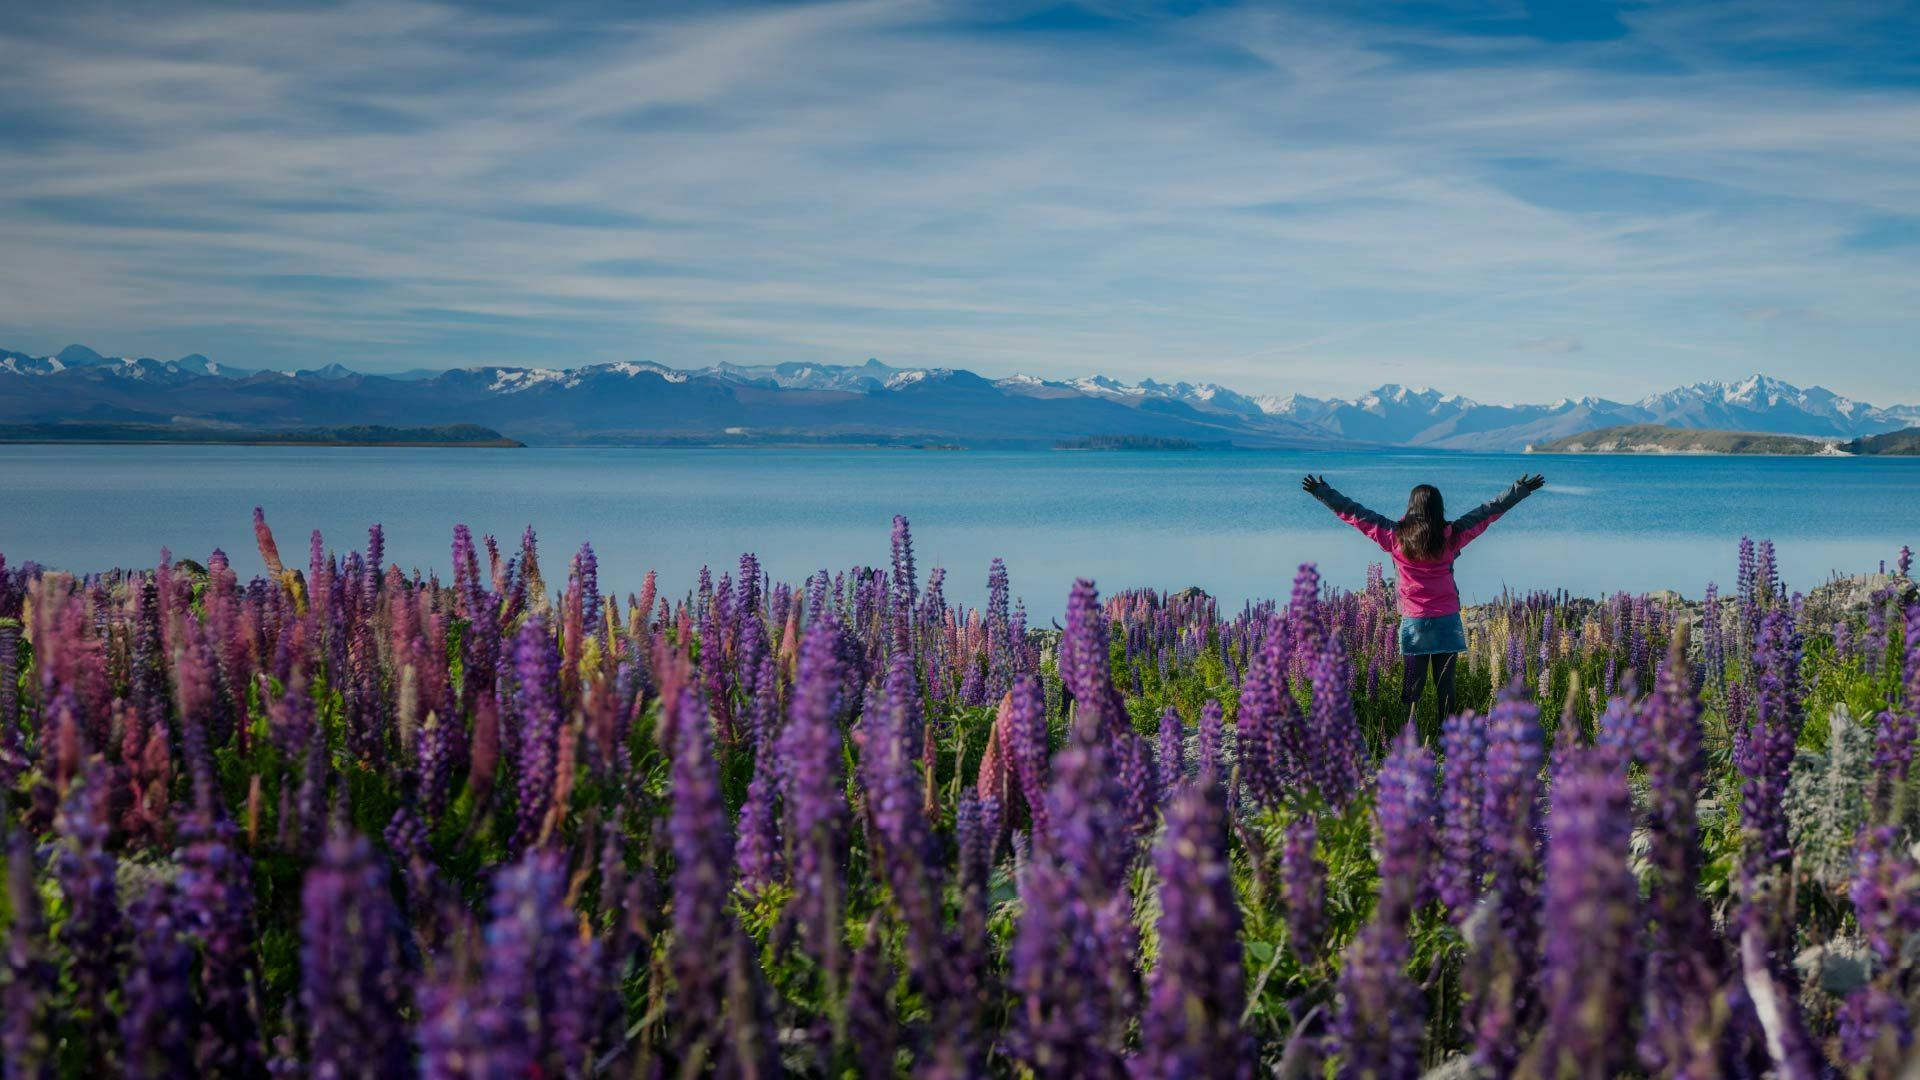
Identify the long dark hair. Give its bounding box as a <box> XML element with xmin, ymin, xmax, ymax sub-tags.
<box><xmin>1395</xmin><ymin>484</ymin><xmax>1446</xmax><ymax>560</ymax></box>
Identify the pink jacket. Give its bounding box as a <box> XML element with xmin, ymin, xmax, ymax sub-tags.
<box><xmin>1311</xmin><ymin>480</ymin><xmax>1534</xmax><ymax>618</ymax></box>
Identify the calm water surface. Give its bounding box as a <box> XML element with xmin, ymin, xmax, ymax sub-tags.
<box><xmin>4</xmin><ymin>446</ymin><xmax>1916</xmax><ymax>616</ymax></box>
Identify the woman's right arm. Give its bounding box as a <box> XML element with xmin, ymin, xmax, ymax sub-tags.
<box><xmin>1302</xmin><ymin>475</ymin><xmax>1397</xmax><ymax>552</ymax></box>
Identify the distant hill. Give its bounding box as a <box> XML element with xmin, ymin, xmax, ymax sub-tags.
<box><xmin>1841</xmin><ymin>427</ymin><xmax>1920</xmax><ymax>455</ymax></box>
<box><xmin>1528</xmin><ymin>424</ymin><xmax>1833</xmax><ymax>455</ymax></box>
<box><xmin>1054</xmin><ymin>435</ymin><xmax>1210</xmax><ymax>450</ymax></box>
<box><xmin>0</xmin><ymin>422</ymin><xmax>521</xmax><ymax>447</ymax></box>
<box><xmin>7</xmin><ymin>342</ymin><xmax>1919</xmax><ymax>450</ymax></box>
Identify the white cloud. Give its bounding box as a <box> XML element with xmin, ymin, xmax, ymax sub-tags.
<box><xmin>1517</xmin><ymin>335</ymin><xmax>1583</xmax><ymax>355</ymax></box>
<box><xmin>0</xmin><ymin>0</ymin><xmax>1916</xmax><ymax>403</ymax></box>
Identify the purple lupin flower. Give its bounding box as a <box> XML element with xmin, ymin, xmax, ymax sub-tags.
<box><xmin>1005</xmin><ymin>673</ymin><xmax>1051</xmax><ymax>835</ymax></box>
<box><xmin>987</xmin><ymin>557</ymin><xmax>1013</xmax><ymax>697</ymax></box>
<box><xmin>954</xmin><ymin>790</ymin><xmax>993</xmax><ymax>1022</ymax></box>
<box><xmin>1466</xmin><ymin>682</ymin><xmax>1543</xmax><ymax>1075</ymax></box>
<box><xmin>1850</xmin><ymin>824</ymin><xmax>1920</xmax><ymax>971</ymax></box>
<box><xmin>891</xmin><ymin>514</ymin><xmax>917</xmax><ymax>650</ymax></box>
<box><xmin>846</xmin><ymin>916</ymin><xmax>897</xmax><ymax>1078</ymax></box>
<box><xmin>1875</xmin><ymin>603</ymin><xmax>1920</xmax><ymax>785</ymax></box>
<box><xmin>665</xmin><ymin>687</ymin><xmax>735</xmax><ymax>1069</ymax></box>
<box><xmin>177</xmin><ymin>821</ymin><xmax>266</xmax><ymax>1077</ymax></box>
<box><xmin>1736</xmin><ymin>537</ymin><xmax>1757</xmax><ymax>633</ymax></box>
<box><xmin>779</xmin><ymin>615</ymin><xmax>850</xmax><ymax>979</ymax></box>
<box><xmin>384</xmin><ymin>804</ymin><xmax>439</xmax><ymax>930</ymax></box>
<box><xmin>1722</xmin><ymin>609</ymin><xmax>1822</xmax><ymax>1077</ymax></box>
<box><xmin>364</xmin><ymin>522</ymin><xmax>385</xmax><ymax>604</ymax></box>
<box><xmin>1233</xmin><ymin>621</ymin><xmax>1293</xmax><ymax>807</ymax></box>
<box><xmin>1113</xmin><ymin>726</ymin><xmax>1157</xmax><ymax>843</ymax></box>
<box><xmin>1701</xmin><ymin>581</ymin><xmax>1725</xmax><ymax>686</ymax></box>
<box><xmin>960</xmin><ymin>656</ymin><xmax>988</xmax><ymax>707</ymax></box>
<box><xmin>300</xmin><ymin>833</ymin><xmax>411</xmax><ymax>1079</ymax></box>
<box><xmin>54</xmin><ymin>772</ymin><xmax>123</xmax><ymax>1063</ymax></box>
<box><xmin>1434</xmin><ymin>709</ymin><xmax>1485</xmax><ymax>921</ymax></box>
<box><xmin>4</xmin><ymin>831</ymin><xmax>55</xmax><ymax>1079</ymax></box>
<box><xmin>477</xmin><ymin>850</ymin><xmax>600</xmax><ymax>1076</ymax></box>
<box><xmin>1156</xmin><ymin>705</ymin><xmax>1185</xmax><ymax>797</ymax></box>
<box><xmin>735</xmin><ymin>614</ymin><xmax>776</xmax><ymax>750</ymax></box>
<box><xmin>1332</xmin><ymin>723</ymin><xmax>1433</xmax><ymax>1079</ymax></box>
<box><xmin>1330</xmin><ymin>920</ymin><xmax>1422</xmax><ymax>1080</ymax></box>
<box><xmin>0</xmin><ymin>621</ymin><xmax>24</xmax><ymax>786</ymax></box>
<box><xmin>1280</xmin><ymin>814</ymin><xmax>1325</xmax><ymax>966</ymax></box>
<box><xmin>509</xmin><ymin>616</ymin><xmax>564</xmax><ymax>854</ymax></box>
<box><xmin>417</xmin><ymin>707</ymin><xmax>458</xmax><ymax>823</ymax></box>
<box><xmin>1757</xmin><ymin>539</ymin><xmax>1779</xmax><ymax>605</ymax></box>
<box><xmin>1834</xmin><ymin>824</ymin><xmax>1920</xmax><ymax>1068</ymax></box>
<box><xmin>1595</xmin><ymin>687</ymin><xmax>1644</xmax><ymax>762</ymax></box>
<box><xmin>1533</xmin><ymin>745</ymin><xmax>1640</xmax><ymax>1078</ymax></box>
<box><xmin>698</xmin><ymin>580</ymin><xmax>733</xmax><ymax>742</ymax></box>
<box><xmin>736</xmin><ymin>551</ymin><xmax>763</xmax><ymax>618</ymax></box>
<box><xmin>733</xmin><ymin>745</ymin><xmax>783</xmax><ymax>893</ymax></box>
<box><xmin>1305</xmin><ymin>633</ymin><xmax>1366</xmax><ymax>811</ymax></box>
<box><xmin>1287</xmin><ymin>562</ymin><xmax>1326</xmax><ymax>665</ymax></box>
<box><xmin>1838</xmin><ymin>984</ymin><xmax>1911</xmax><ymax>1073</ymax></box>
<box><xmin>1009</xmin><ymin>599</ymin><xmax>1032</xmax><ymax>672</ymax></box>
<box><xmin>1011</xmin><ymin>719</ymin><xmax>1137</xmax><ymax>1077</ymax></box>
<box><xmin>1371</xmin><ymin>721</ymin><xmax>1435</xmax><ymax>923</ymax></box>
<box><xmin>291</xmin><ymin>708</ymin><xmax>330</xmax><ymax>857</ymax></box>
<box><xmin>1636</xmin><ymin>638</ymin><xmax>1722</xmax><ymax>1076</ymax></box>
<box><xmin>1899</xmin><ymin>545</ymin><xmax>1913</xmax><ymax>579</ymax></box>
<box><xmin>1735</xmin><ymin>607</ymin><xmax>1801</xmax><ymax>949</ymax></box>
<box><xmin>120</xmin><ymin>883</ymin><xmax>198</xmax><ymax>1080</ymax></box>
<box><xmin>717</xmin><ymin>926</ymin><xmax>781</xmax><ymax>1078</ymax></box>
<box><xmin>1046</xmin><ymin>718</ymin><xmax>1136</xmax><ymax>906</ymax></box>
<box><xmin>919</xmin><ymin>565</ymin><xmax>947</xmax><ymax>644</ymax></box>
<box><xmin>1133</xmin><ymin>781</ymin><xmax>1253</xmax><ymax>1079</ymax></box>
<box><xmin>1866</xmin><ymin>589</ymin><xmax>1892</xmax><ymax>677</ymax></box>
<box><xmin>1009</xmin><ymin>851</ymin><xmax>1117</xmax><ymax>1079</ymax></box>
<box><xmin>415</xmin><ymin>922</ymin><xmax>491</xmax><ymax>1080</ymax></box>
<box><xmin>857</xmin><ymin>649</ymin><xmax>946</xmax><ymax>995</ymax></box>
<box><xmin>1196</xmin><ymin>698</ymin><xmax>1224</xmax><ymax>783</ymax></box>
<box><xmin>1060</xmin><ymin>578</ymin><xmax>1128</xmax><ymax>737</ymax></box>
<box><xmin>574</xmin><ymin>541</ymin><xmax>600</xmax><ymax>638</ymax></box>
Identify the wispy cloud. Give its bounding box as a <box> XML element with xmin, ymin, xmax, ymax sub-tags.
<box><xmin>1</xmin><ymin>0</ymin><xmax>1917</xmax><ymax>403</ymax></box>
<box><xmin>1517</xmin><ymin>335</ymin><xmax>1583</xmax><ymax>355</ymax></box>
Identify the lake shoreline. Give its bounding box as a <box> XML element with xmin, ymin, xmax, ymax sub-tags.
<box><xmin>0</xmin><ymin>421</ymin><xmax>523</xmax><ymax>448</ymax></box>
<box><xmin>6</xmin><ymin>443</ymin><xmax>1913</xmax><ymax>620</ymax></box>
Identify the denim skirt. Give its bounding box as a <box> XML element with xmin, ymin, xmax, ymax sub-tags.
<box><xmin>1399</xmin><ymin>613</ymin><xmax>1468</xmax><ymax>656</ymax></box>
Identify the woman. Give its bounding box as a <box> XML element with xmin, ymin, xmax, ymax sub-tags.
<box><xmin>1302</xmin><ymin>472</ymin><xmax>1545</xmax><ymax>722</ymax></box>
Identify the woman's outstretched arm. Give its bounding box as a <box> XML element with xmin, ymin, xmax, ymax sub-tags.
<box><xmin>1449</xmin><ymin>473</ymin><xmax>1545</xmax><ymax>550</ymax></box>
<box><xmin>1301</xmin><ymin>475</ymin><xmax>1397</xmax><ymax>552</ymax></box>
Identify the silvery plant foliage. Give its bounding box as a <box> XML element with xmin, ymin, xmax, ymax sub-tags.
<box><xmin>1787</xmin><ymin>703</ymin><xmax>1875</xmax><ymax>890</ymax></box>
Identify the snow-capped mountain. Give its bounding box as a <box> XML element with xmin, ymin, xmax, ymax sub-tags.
<box><xmin>1632</xmin><ymin>375</ymin><xmax>1915</xmax><ymax>438</ymax></box>
<box><xmin>996</xmin><ymin>372</ymin><xmax>1275</xmax><ymax>419</ymax></box>
<box><xmin>4</xmin><ymin>343</ymin><xmax>1915</xmax><ymax>450</ymax></box>
<box><xmin>1</xmin><ymin>345</ymin><xmax>250</xmax><ymax>380</ymax></box>
<box><xmin>1258</xmin><ymin>384</ymin><xmax>1489</xmax><ymax>444</ymax></box>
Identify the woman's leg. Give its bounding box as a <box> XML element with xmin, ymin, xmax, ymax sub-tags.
<box><xmin>1401</xmin><ymin>653</ymin><xmax>1431</xmax><ymax>709</ymax></box>
<box><xmin>1434</xmin><ymin>653</ymin><xmax>1458</xmax><ymax>719</ymax></box>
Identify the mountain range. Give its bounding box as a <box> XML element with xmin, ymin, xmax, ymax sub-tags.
<box><xmin>5</xmin><ymin>343</ymin><xmax>1916</xmax><ymax>450</ymax></box>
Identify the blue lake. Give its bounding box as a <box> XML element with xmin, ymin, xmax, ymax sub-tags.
<box><xmin>2</xmin><ymin>445</ymin><xmax>1915</xmax><ymax>616</ymax></box>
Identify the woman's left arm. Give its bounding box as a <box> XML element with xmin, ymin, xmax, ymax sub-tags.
<box><xmin>1450</xmin><ymin>474</ymin><xmax>1545</xmax><ymax>549</ymax></box>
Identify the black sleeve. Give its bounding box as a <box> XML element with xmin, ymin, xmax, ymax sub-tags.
<box><xmin>1311</xmin><ymin>483</ymin><xmax>1396</xmax><ymax>531</ymax></box>
<box><xmin>1451</xmin><ymin>479</ymin><xmax>1533</xmax><ymax>533</ymax></box>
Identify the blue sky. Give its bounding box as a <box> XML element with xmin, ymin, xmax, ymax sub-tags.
<box><xmin>1</xmin><ymin>0</ymin><xmax>1916</xmax><ymax>404</ymax></box>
